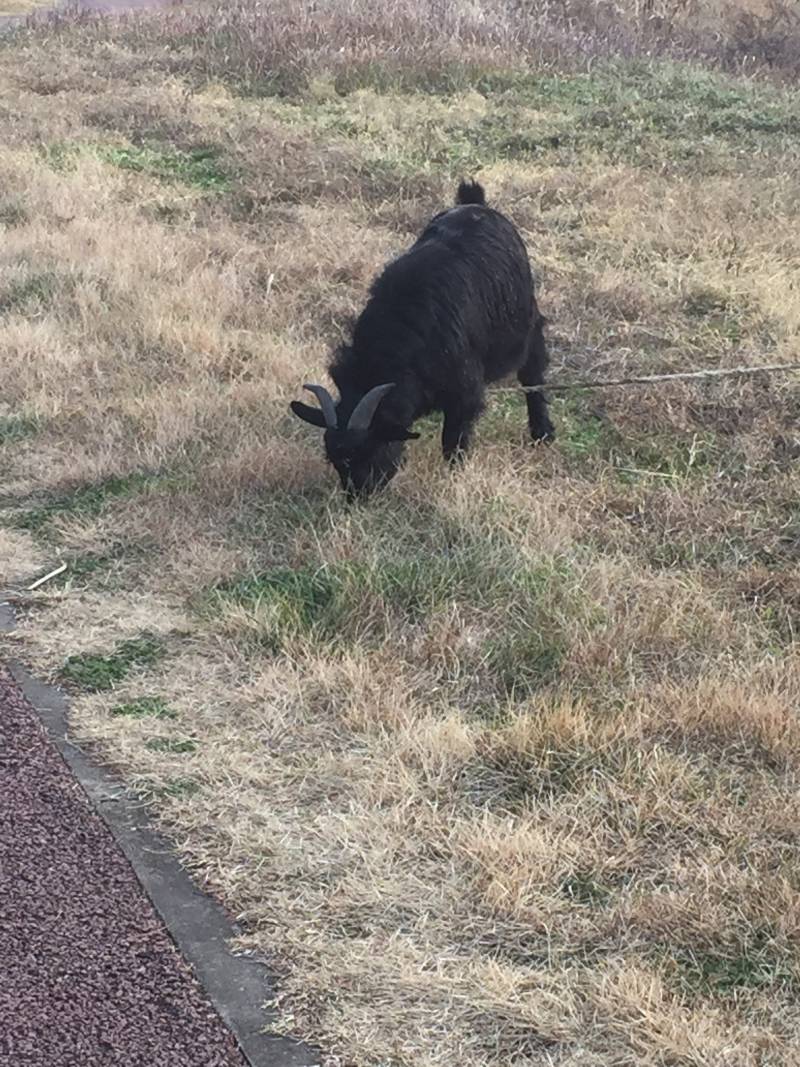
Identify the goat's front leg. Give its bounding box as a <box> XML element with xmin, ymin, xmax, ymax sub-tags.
<box><xmin>441</xmin><ymin>400</ymin><xmax>484</xmax><ymax>466</ymax></box>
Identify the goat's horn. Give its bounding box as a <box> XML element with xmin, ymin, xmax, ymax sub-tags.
<box><xmin>303</xmin><ymin>384</ymin><xmax>337</xmax><ymax>428</ymax></box>
<box><xmin>347</xmin><ymin>383</ymin><xmax>396</xmax><ymax>431</ymax></box>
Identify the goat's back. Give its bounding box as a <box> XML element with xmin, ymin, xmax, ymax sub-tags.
<box><xmin>367</xmin><ymin>203</ymin><xmax>533</xmax><ymax>354</ymax></box>
<box><xmin>339</xmin><ymin>197</ymin><xmax>536</xmax><ymax>413</ymax></box>
<box><xmin>414</xmin><ymin>203</ymin><xmax>529</xmax><ymax>279</ymax></box>
<box><xmin>372</xmin><ymin>203</ymin><xmax>531</xmax><ymax>314</ymax></box>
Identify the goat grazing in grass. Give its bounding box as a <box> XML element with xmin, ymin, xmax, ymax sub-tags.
<box><xmin>290</xmin><ymin>180</ymin><xmax>554</xmax><ymax>497</ymax></box>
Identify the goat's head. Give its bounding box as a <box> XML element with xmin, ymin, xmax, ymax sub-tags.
<box><xmin>290</xmin><ymin>382</ymin><xmax>419</xmax><ymax>498</ymax></box>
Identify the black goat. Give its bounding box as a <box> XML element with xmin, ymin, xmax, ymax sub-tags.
<box><xmin>290</xmin><ymin>180</ymin><xmax>554</xmax><ymax>497</ymax></box>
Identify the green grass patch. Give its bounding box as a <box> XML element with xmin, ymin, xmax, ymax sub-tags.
<box><xmin>145</xmin><ymin>736</ymin><xmax>198</xmax><ymax>754</ymax></box>
<box><xmin>282</xmin><ymin>60</ymin><xmax>800</xmax><ymax>180</ymax></box>
<box><xmin>212</xmin><ymin>565</ymin><xmax>347</xmax><ymax>649</ymax></box>
<box><xmin>468</xmin><ymin>729</ymin><xmax>614</xmax><ymax>811</ymax></box>
<box><xmin>523</xmin><ymin>62</ymin><xmax>800</xmax><ymax>130</ymax></box>
<box><xmin>11</xmin><ymin>472</ymin><xmax>166</xmax><ymax>532</ymax></box>
<box><xmin>46</xmin><ymin>543</ymin><xmax>143</xmax><ymax>587</ymax></box>
<box><xmin>158</xmin><ymin>777</ymin><xmax>200</xmax><ymax>798</ymax></box>
<box><xmin>39</xmin><ymin>140</ymin><xmax>230</xmax><ymax>191</ymax></box>
<box><xmin>551</xmin><ymin>393</ymin><xmax>617</xmax><ymax>462</ymax></box>
<box><xmin>210</xmin><ymin>549</ymin><xmax>573</xmax><ymax>656</ymax></box>
<box><xmin>560</xmin><ymin>871</ymin><xmax>614</xmax><ymax>906</ymax></box>
<box><xmin>551</xmin><ymin>395</ymin><xmax>726</xmax><ymax>481</ymax></box>
<box><xmin>110</xmin><ymin>696</ymin><xmax>177</xmax><ymax>719</ymax></box>
<box><xmin>328</xmin><ymin>58</ymin><xmax>531</xmax><ymax>98</ymax></box>
<box><xmin>0</xmin><ymin>414</ymin><xmax>39</xmax><ymax>445</ymax></box>
<box><xmin>682</xmin><ymin>285</ymin><xmax>733</xmax><ymax>319</ymax></box>
<box><xmin>97</xmin><ymin>144</ymin><xmax>230</xmax><ymax>191</ymax></box>
<box><xmin>484</xmin><ymin>627</ymin><xmax>565</xmax><ymax>698</ymax></box>
<box><xmin>664</xmin><ymin>929</ymin><xmax>800</xmax><ymax>999</ymax></box>
<box><xmin>682</xmin><ymin>288</ymin><xmax>757</xmax><ymax>349</ymax></box>
<box><xmin>38</xmin><ymin>141</ymin><xmax>81</xmax><ymax>171</ymax></box>
<box><xmin>0</xmin><ymin>201</ymin><xmax>27</xmax><ymax>227</ymax></box>
<box><xmin>496</xmin><ymin>62</ymin><xmax>800</xmax><ymax>169</ymax></box>
<box><xmin>613</xmin><ymin>430</ymin><xmax>723</xmax><ymax>482</ymax></box>
<box><xmin>0</xmin><ymin>271</ymin><xmax>62</xmax><ymax>314</ymax></box>
<box><xmin>61</xmin><ymin>549</ymin><xmax>123</xmax><ymax>581</ymax></box>
<box><xmin>645</xmin><ymin>529</ymin><xmax>754</xmax><ymax>572</ymax></box>
<box><xmin>61</xmin><ymin>632</ymin><xmax>166</xmax><ymax>692</ymax></box>
<box><xmin>478</xmin><ymin>391</ymin><xmax>529</xmax><ymax>443</ymax></box>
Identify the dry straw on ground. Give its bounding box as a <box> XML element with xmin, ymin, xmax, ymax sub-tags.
<box><xmin>2</xmin><ymin>1</ymin><xmax>800</xmax><ymax>1064</ymax></box>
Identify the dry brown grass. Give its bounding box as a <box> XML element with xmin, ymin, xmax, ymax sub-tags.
<box><xmin>3</xmin><ymin>3</ymin><xmax>800</xmax><ymax>1064</ymax></box>
<box><xmin>0</xmin><ymin>0</ymin><xmax>43</xmax><ymax>14</ymax></box>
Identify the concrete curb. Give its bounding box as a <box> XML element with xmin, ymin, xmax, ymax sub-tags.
<box><xmin>0</xmin><ymin>593</ymin><xmax>319</xmax><ymax>1067</ymax></box>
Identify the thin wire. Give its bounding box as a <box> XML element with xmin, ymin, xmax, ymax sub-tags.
<box><xmin>503</xmin><ymin>362</ymin><xmax>800</xmax><ymax>394</ymax></box>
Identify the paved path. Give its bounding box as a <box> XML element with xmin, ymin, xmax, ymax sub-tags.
<box><xmin>0</xmin><ymin>666</ymin><xmax>247</xmax><ymax>1067</ymax></box>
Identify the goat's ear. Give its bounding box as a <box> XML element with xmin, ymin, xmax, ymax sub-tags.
<box><xmin>377</xmin><ymin>425</ymin><xmax>420</xmax><ymax>442</ymax></box>
<box><xmin>290</xmin><ymin>401</ymin><xmax>328</xmax><ymax>429</ymax></box>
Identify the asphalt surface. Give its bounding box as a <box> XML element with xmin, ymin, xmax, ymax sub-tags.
<box><xmin>0</xmin><ymin>666</ymin><xmax>248</xmax><ymax>1067</ymax></box>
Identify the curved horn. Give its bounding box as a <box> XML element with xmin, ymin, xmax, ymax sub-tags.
<box><xmin>303</xmin><ymin>384</ymin><xmax>337</xmax><ymax>428</ymax></box>
<box><xmin>347</xmin><ymin>383</ymin><xmax>396</xmax><ymax>432</ymax></box>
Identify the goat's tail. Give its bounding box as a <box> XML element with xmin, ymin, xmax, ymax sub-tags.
<box><xmin>456</xmin><ymin>179</ymin><xmax>486</xmax><ymax>206</ymax></box>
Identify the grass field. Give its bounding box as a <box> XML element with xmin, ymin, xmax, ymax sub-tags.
<box><xmin>2</xmin><ymin>1</ymin><xmax>800</xmax><ymax>1063</ymax></box>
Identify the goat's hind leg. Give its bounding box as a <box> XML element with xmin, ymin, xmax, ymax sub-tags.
<box><xmin>518</xmin><ymin>318</ymin><xmax>555</xmax><ymax>443</ymax></box>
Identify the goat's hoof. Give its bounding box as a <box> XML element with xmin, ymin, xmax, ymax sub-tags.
<box><xmin>531</xmin><ymin>424</ymin><xmax>555</xmax><ymax>444</ymax></box>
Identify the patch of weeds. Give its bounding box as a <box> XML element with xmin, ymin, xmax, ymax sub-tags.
<box><xmin>0</xmin><ymin>414</ymin><xmax>39</xmax><ymax>445</ymax></box>
<box><xmin>551</xmin><ymin>393</ymin><xmax>619</xmax><ymax>462</ymax></box>
<box><xmin>513</xmin><ymin>62</ymin><xmax>800</xmax><ymax>168</ymax></box>
<box><xmin>683</xmin><ymin>291</ymin><xmax>752</xmax><ymax>348</ymax></box>
<box><xmin>556</xmin><ymin>402</ymin><xmax>728</xmax><ymax>481</ymax></box>
<box><xmin>212</xmin><ymin>566</ymin><xmax>346</xmax><ymax>651</ymax></box>
<box><xmin>239</xmin><ymin>483</ymin><xmax>332</xmax><ymax>540</ymax></box>
<box><xmin>560</xmin><ymin>871</ymin><xmax>613</xmax><ymax>905</ymax></box>
<box><xmin>110</xmin><ymin>697</ymin><xmax>177</xmax><ymax>720</ymax></box>
<box><xmin>38</xmin><ymin>139</ymin><xmax>230</xmax><ymax>191</ymax></box>
<box><xmin>0</xmin><ymin>201</ymin><xmax>27</xmax><ymax>227</ymax></box>
<box><xmin>663</xmin><ymin>929</ymin><xmax>800</xmax><ymax>999</ymax></box>
<box><xmin>158</xmin><ymin>777</ymin><xmax>200</xmax><ymax>798</ymax></box>
<box><xmin>145</xmin><ymin>201</ymin><xmax>187</xmax><ymax>225</ymax></box>
<box><xmin>645</xmin><ymin>530</ymin><xmax>753</xmax><ymax>571</ymax></box>
<box><xmin>49</xmin><ymin>543</ymin><xmax>139</xmax><ymax>588</ymax></box>
<box><xmin>39</xmin><ymin>142</ymin><xmax>80</xmax><ymax>172</ymax></box>
<box><xmin>305</xmin><ymin>60</ymin><xmax>800</xmax><ymax>170</ymax></box>
<box><xmin>466</xmin><ymin>734</ymin><xmax>605</xmax><ymax>812</ymax></box>
<box><xmin>0</xmin><ymin>271</ymin><xmax>62</xmax><ymax>315</ymax></box>
<box><xmin>698</xmin><ymin>315</ymin><xmax>747</xmax><ymax>347</ymax></box>
<box><xmin>330</xmin><ymin>57</ymin><xmax>521</xmax><ymax>98</ymax></box>
<box><xmin>756</xmin><ymin>602</ymin><xmax>797</xmax><ymax>647</ymax></box>
<box><xmin>145</xmin><ymin>737</ymin><xmax>197</xmax><ymax>754</ymax></box>
<box><xmin>409</xmin><ymin>412</ymin><xmax>442</xmax><ymax>439</ymax></box>
<box><xmin>312</xmin><ymin>59</ymin><xmax>800</xmax><ymax>179</ymax></box>
<box><xmin>12</xmin><ymin>471</ymin><xmax>164</xmax><ymax>533</ymax></box>
<box><xmin>61</xmin><ymin>550</ymin><xmax>119</xmax><ymax>581</ymax></box>
<box><xmin>484</xmin><ymin>628</ymin><xmax>565</xmax><ymax>698</ymax></box>
<box><xmin>682</xmin><ymin>286</ymin><xmax>731</xmax><ymax>318</ymax></box>
<box><xmin>479</xmin><ymin>391</ymin><xmax>530</xmax><ymax>442</ymax></box>
<box><xmin>61</xmin><ymin>632</ymin><xmax>166</xmax><ymax>692</ymax></box>
<box><xmin>98</xmin><ymin>144</ymin><xmax>230</xmax><ymax>192</ymax></box>
<box><xmin>612</xmin><ymin>430</ymin><xmax>722</xmax><ymax>482</ymax></box>
<box><xmin>372</xmin><ymin>556</ymin><xmax>475</xmax><ymax>621</ymax></box>
<box><xmin>211</xmin><ymin>557</ymin><xmax>455</xmax><ymax>649</ymax></box>
<box><xmin>737</xmin><ymin>569</ymin><xmax>800</xmax><ymax>646</ymax></box>
<box><xmin>210</xmin><ymin>551</ymin><xmax>574</xmax><ymax>653</ymax></box>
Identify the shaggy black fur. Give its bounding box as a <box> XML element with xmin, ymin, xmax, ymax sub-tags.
<box><xmin>291</xmin><ymin>180</ymin><xmax>554</xmax><ymax>496</ymax></box>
